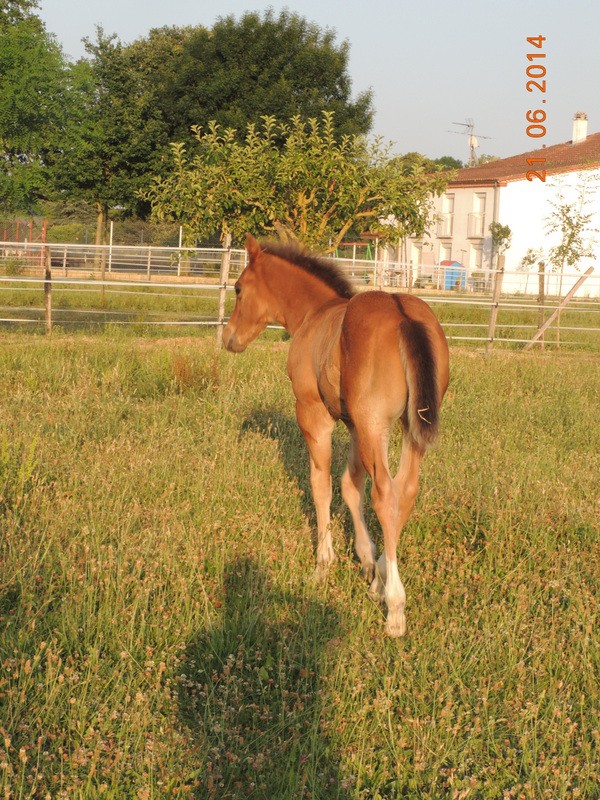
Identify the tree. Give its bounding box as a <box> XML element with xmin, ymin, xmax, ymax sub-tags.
<box><xmin>143</xmin><ymin>112</ymin><xmax>449</xmax><ymax>251</ymax></box>
<box><xmin>489</xmin><ymin>221</ymin><xmax>512</xmax><ymax>266</ymax></box>
<box><xmin>477</xmin><ymin>154</ymin><xmax>499</xmax><ymax>165</ymax></box>
<box><xmin>52</xmin><ymin>9</ymin><xmax>370</xmax><ymax>242</ymax></box>
<box><xmin>0</xmin><ymin>3</ymin><xmax>68</xmax><ymax>213</ymax></box>
<box><xmin>545</xmin><ymin>175</ymin><xmax>597</xmax><ymax>278</ymax></box>
<box><xmin>434</xmin><ymin>155</ymin><xmax>464</xmax><ymax>170</ymax></box>
<box><xmin>145</xmin><ymin>10</ymin><xmax>373</xmax><ymax>144</ymax></box>
<box><xmin>0</xmin><ymin>0</ymin><xmax>40</xmax><ymax>28</ymax></box>
<box><xmin>52</xmin><ymin>28</ymin><xmax>172</xmax><ymax>244</ymax></box>
<box><xmin>543</xmin><ymin>174</ymin><xmax>598</xmax><ymax>346</ymax></box>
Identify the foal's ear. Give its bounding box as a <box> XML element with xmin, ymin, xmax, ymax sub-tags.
<box><xmin>245</xmin><ymin>233</ymin><xmax>261</xmax><ymax>259</ymax></box>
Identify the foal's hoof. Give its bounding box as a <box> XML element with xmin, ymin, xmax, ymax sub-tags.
<box><xmin>361</xmin><ymin>562</ymin><xmax>376</xmax><ymax>584</ymax></box>
<box><xmin>311</xmin><ymin>564</ymin><xmax>331</xmax><ymax>585</ymax></box>
<box><xmin>385</xmin><ymin>611</ymin><xmax>407</xmax><ymax>638</ymax></box>
<box><xmin>368</xmin><ymin>574</ymin><xmax>385</xmax><ymax>602</ymax></box>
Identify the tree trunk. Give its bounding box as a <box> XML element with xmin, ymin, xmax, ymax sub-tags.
<box><xmin>95</xmin><ymin>203</ymin><xmax>107</xmax><ymax>246</ymax></box>
<box><xmin>95</xmin><ymin>202</ymin><xmax>108</xmax><ymax>304</ymax></box>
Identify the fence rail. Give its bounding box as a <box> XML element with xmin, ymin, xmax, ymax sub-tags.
<box><xmin>1</xmin><ymin>242</ymin><xmax>598</xmax><ymax>351</ymax></box>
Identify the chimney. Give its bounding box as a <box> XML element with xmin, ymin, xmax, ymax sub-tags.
<box><xmin>572</xmin><ymin>111</ymin><xmax>588</xmax><ymax>144</ymax></box>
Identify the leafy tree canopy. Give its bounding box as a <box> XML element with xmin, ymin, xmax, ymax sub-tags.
<box><xmin>0</xmin><ymin>0</ymin><xmax>39</xmax><ymax>28</ymax></box>
<box><xmin>143</xmin><ymin>112</ymin><xmax>449</xmax><ymax>251</ymax></box>
<box><xmin>544</xmin><ymin>175</ymin><xmax>598</xmax><ymax>272</ymax></box>
<box><xmin>434</xmin><ymin>155</ymin><xmax>464</xmax><ymax>170</ymax></box>
<box><xmin>0</xmin><ymin>3</ymin><xmax>68</xmax><ymax>212</ymax></box>
<box><xmin>137</xmin><ymin>10</ymin><xmax>373</xmax><ymax>143</ymax></box>
<box><xmin>51</xmin><ymin>27</ymin><xmax>173</xmax><ymax>239</ymax></box>
<box><xmin>50</xmin><ymin>10</ymin><xmax>373</xmax><ymax>238</ymax></box>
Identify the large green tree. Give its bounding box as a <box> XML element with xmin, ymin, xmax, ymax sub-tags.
<box><xmin>52</xmin><ymin>28</ymin><xmax>171</xmax><ymax>244</ymax></box>
<box><xmin>0</xmin><ymin>0</ymin><xmax>68</xmax><ymax>212</ymax></box>
<box><xmin>151</xmin><ymin>10</ymin><xmax>373</xmax><ymax>143</ymax></box>
<box><xmin>52</xmin><ymin>10</ymin><xmax>372</xmax><ymax>242</ymax></box>
<box><xmin>144</xmin><ymin>113</ymin><xmax>449</xmax><ymax>251</ymax></box>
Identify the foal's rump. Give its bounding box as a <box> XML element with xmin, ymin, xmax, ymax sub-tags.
<box><xmin>340</xmin><ymin>292</ymin><xmax>449</xmax><ymax>450</ymax></box>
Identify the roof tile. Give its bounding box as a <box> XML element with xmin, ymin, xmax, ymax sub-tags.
<box><xmin>451</xmin><ymin>132</ymin><xmax>600</xmax><ymax>185</ymax></box>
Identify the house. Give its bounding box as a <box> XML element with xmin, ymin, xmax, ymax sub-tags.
<box><xmin>405</xmin><ymin>113</ymin><xmax>600</xmax><ymax>296</ymax></box>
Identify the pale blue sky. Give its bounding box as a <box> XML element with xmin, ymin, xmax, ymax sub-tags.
<box><xmin>38</xmin><ymin>0</ymin><xmax>599</xmax><ymax>162</ymax></box>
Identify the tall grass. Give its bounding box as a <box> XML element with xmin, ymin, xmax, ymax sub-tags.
<box><xmin>0</xmin><ymin>334</ymin><xmax>598</xmax><ymax>798</ymax></box>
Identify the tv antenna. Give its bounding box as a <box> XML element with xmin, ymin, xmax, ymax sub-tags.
<box><xmin>448</xmin><ymin>118</ymin><xmax>493</xmax><ymax>166</ymax></box>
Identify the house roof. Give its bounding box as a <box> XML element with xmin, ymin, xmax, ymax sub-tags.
<box><xmin>450</xmin><ymin>131</ymin><xmax>600</xmax><ymax>186</ymax></box>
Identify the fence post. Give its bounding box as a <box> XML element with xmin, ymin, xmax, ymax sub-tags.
<box><xmin>108</xmin><ymin>220</ymin><xmax>114</xmax><ymax>273</ymax></box>
<box><xmin>537</xmin><ymin>261</ymin><xmax>546</xmax><ymax>350</ymax></box>
<box><xmin>216</xmin><ymin>233</ymin><xmax>232</xmax><ymax>348</ymax></box>
<box><xmin>485</xmin><ymin>255</ymin><xmax>505</xmax><ymax>352</ymax></box>
<box><xmin>177</xmin><ymin>226</ymin><xmax>183</xmax><ymax>277</ymax></box>
<box><xmin>44</xmin><ymin>247</ymin><xmax>52</xmax><ymax>335</ymax></box>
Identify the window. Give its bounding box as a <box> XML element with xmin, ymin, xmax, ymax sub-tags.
<box><xmin>468</xmin><ymin>192</ymin><xmax>487</xmax><ymax>237</ymax></box>
<box><xmin>439</xmin><ymin>243</ymin><xmax>452</xmax><ymax>263</ymax></box>
<box><xmin>470</xmin><ymin>244</ymin><xmax>483</xmax><ymax>271</ymax></box>
<box><xmin>437</xmin><ymin>194</ymin><xmax>455</xmax><ymax>236</ymax></box>
<box><xmin>442</xmin><ymin>193</ymin><xmax>455</xmax><ymax>214</ymax></box>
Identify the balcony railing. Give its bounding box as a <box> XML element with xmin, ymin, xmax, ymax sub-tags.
<box><xmin>436</xmin><ymin>213</ymin><xmax>454</xmax><ymax>237</ymax></box>
<box><xmin>467</xmin><ymin>212</ymin><xmax>486</xmax><ymax>238</ymax></box>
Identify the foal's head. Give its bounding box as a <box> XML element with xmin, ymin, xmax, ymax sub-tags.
<box><xmin>223</xmin><ymin>234</ymin><xmax>274</xmax><ymax>353</ymax></box>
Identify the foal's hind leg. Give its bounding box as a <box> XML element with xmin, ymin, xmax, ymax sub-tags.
<box><xmin>373</xmin><ymin>432</ymin><xmax>423</xmax><ymax>612</ymax></box>
<box><xmin>296</xmin><ymin>400</ymin><xmax>336</xmax><ymax>581</ymax></box>
<box><xmin>354</xmin><ymin>424</ymin><xmax>408</xmax><ymax>637</ymax></box>
<box><xmin>341</xmin><ymin>427</ymin><xmax>376</xmax><ymax>583</ymax></box>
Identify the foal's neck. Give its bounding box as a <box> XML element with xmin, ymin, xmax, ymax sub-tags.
<box><xmin>267</xmin><ymin>260</ymin><xmax>345</xmax><ymax>335</ymax></box>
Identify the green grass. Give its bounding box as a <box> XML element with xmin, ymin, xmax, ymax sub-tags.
<box><xmin>0</xmin><ymin>334</ymin><xmax>598</xmax><ymax>798</ymax></box>
<box><xmin>0</xmin><ymin>280</ymin><xmax>231</xmax><ymax>335</ymax></box>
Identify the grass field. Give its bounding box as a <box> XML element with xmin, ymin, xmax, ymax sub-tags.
<box><xmin>0</xmin><ymin>333</ymin><xmax>598</xmax><ymax>799</ymax></box>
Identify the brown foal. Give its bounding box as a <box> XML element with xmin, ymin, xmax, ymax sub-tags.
<box><xmin>223</xmin><ymin>234</ymin><xmax>449</xmax><ymax>636</ymax></box>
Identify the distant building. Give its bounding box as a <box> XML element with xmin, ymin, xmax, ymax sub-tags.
<box><xmin>405</xmin><ymin>113</ymin><xmax>600</xmax><ymax>295</ymax></box>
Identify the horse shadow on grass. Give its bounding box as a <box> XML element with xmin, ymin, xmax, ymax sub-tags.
<box><xmin>179</xmin><ymin>556</ymin><xmax>352</xmax><ymax>799</ymax></box>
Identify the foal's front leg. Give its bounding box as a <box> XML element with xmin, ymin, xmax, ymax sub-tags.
<box><xmin>296</xmin><ymin>400</ymin><xmax>336</xmax><ymax>580</ymax></box>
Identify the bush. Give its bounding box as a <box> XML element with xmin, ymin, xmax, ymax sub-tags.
<box><xmin>46</xmin><ymin>223</ymin><xmax>89</xmax><ymax>244</ymax></box>
<box><xmin>2</xmin><ymin>256</ymin><xmax>25</xmax><ymax>276</ymax></box>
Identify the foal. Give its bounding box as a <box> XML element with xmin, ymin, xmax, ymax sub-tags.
<box><xmin>224</xmin><ymin>235</ymin><xmax>449</xmax><ymax>636</ymax></box>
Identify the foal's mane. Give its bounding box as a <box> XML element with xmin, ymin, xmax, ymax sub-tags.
<box><xmin>261</xmin><ymin>241</ymin><xmax>355</xmax><ymax>299</ymax></box>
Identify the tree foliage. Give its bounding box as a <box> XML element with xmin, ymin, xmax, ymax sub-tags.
<box><xmin>0</xmin><ymin>5</ymin><xmax>67</xmax><ymax>212</ymax></box>
<box><xmin>489</xmin><ymin>221</ymin><xmax>512</xmax><ymax>255</ymax></box>
<box><xmin>52</xmin><ymin>28</ymin><xmax>172</xmax><ymax>240</ymax></box>
<box><xmin>544</xmin><ymin>175</ymin><xmax>598</xmax><ymax>273</ymax></box>
<box><xmin>0</xmin><ymin>0</ymin><xmax>40</xmax><ymax>28</ymax></box>
<box><xmin>144</xmin><ymin>10</ymin><xmax>373</xmax><ymax>144</ymax></box>
<box><xmin>40</xmin><ymin>10</ymin><xmax>373</xmax><ymax>237</ymax></box>
<box><xmin>144</xmin><ymin>113</ymin><xmax>449</xmax><ymax>251</ymax></box>
<box><xmin>434</xmin><ymin>155</ymin><xmax>464</xmax><ymax>170</ymax></box>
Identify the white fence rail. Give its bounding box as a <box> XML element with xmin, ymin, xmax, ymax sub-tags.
<box><xmin>0</xmin><ymin>240</ymin><xmax>248</xmax><ymax>279</ymax></box>
<box><xmin>1</xmin><ymin>242</ymin><xmax>599</xmax><ymax>350</ymax></box>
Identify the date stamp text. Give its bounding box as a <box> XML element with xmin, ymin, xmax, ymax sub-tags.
<box><xmin>525</xmin><ymin>35</ymin><xmax>547</xmax><ymax>182</ymax></box>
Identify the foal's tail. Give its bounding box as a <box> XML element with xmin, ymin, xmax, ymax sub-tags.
<box><xmin>394</xmin><ymin>297</ymin><xmax>444</xmax><ymax>451</ymax></box>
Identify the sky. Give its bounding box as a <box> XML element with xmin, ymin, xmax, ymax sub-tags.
<box><xmin>37</xmin><ymin>0</ymin><xmax>600</xmax><ymax>163</ymax></box>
